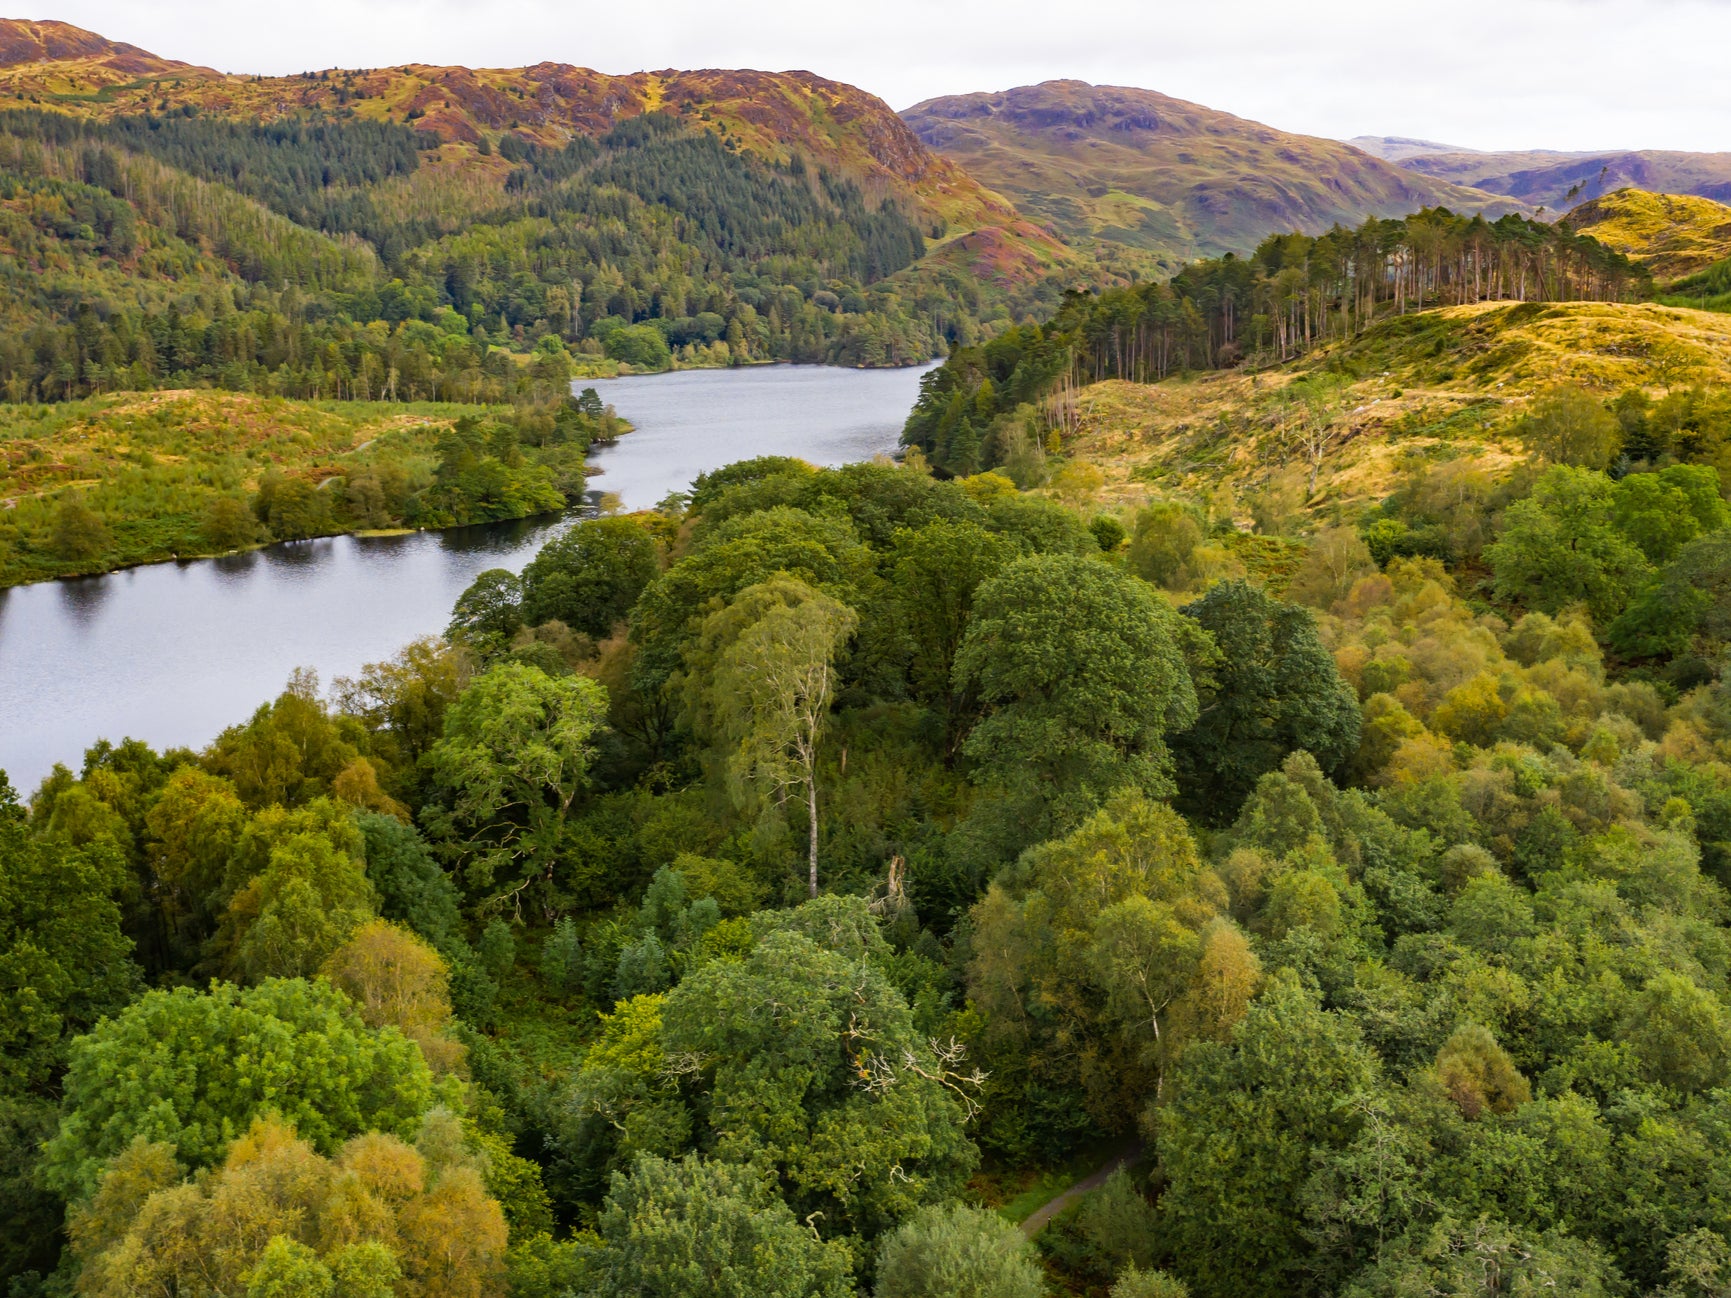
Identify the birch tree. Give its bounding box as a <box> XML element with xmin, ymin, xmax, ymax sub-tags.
<box><xmin>709</xmin><ymin>579</ymin><xmax>858</xmax><ymax>897</ymax></box>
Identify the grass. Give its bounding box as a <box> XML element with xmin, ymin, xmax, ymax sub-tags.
<box><xmin>1046</xmin><ymin>300</ymin><xmax>1731</xmax><ymax>532</ymax></box>
<box><xmin>0</xmin><ymin>390</ymin><xmax>491</xmax><ymax>587</ymax></box>
<box><xmin>1563</xmin><ymin>189</ymin><xmax>1731</xmax><ymax>283</ymax></box>
<box><xmin>971</xmin><ymin>1136</ymin><xmax>1125</xmax><ymax>1225</ymax></box>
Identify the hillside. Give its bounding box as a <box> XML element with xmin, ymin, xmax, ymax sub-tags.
<box><xmin>0</xmin><ymin>17</ymin><xmax>203</xmax><ymax>81</ymax></box>
<box><xmin>901</xmin><ymin>81</ymin><xmax>1523</xmax><ymax>272</ymax></box>
<box><xmin>1039</xmin><ymin>301</ymin><xmax>1731</xmax><ymax>532</ymax></box>
<box><xmin>0</xmin><ymin>22</ymin><xmax>1076</xmax><ymax>297</ymax></box>
<box><xmin>1562</xmin><ymin>188</ymin><xmax>1731</xmax><ymax>282</ymax></box>
<box><xmin>1390</xmin><ymin>145</ymin><xmax>1731</xmax><ymax>212</ymax></box>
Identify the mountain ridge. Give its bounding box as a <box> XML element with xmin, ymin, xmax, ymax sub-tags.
<box><xmin>902</xmin><ymin>80</ymin><xmax>1526</xmax><ymax>271</ymax></box>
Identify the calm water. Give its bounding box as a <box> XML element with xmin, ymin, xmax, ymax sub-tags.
<box><xmin>0</xmin><ymin>363</ymin><xmax>932</xmax><ymax>791</ymax></box>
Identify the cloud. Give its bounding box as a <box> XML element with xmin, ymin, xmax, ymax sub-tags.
<box><xmin>41</xmin><ymin>0</ymin><xmax>1731</xmax><ymax>151</ymax></box>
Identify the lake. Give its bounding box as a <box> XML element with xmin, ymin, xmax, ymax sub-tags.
<box><xmin>0</xmin><ymin>362</ymin><xmax>934</xmax><ymax>792</ymax></box>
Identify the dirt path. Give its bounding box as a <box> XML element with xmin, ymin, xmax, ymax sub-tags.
<box><xmin>1019</xmin><ymin>1141</ymin><xmax>1143</xmax><ymax>1238</ymax></box>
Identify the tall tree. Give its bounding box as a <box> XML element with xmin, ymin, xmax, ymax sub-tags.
<box><xmin>705</xmin><ymin>579</ymin><xmax>858</xmax><ymax>897</ymax></box>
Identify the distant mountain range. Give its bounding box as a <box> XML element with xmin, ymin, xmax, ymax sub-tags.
<box><xmin>1349</xmin><ymin>136</ymin><xmax>1731</xmax><ymax>213</ymax></box>
<box><xmin>901</xmin><ymin>82</ymin><xmax>1522</xmax><ymax>272</ymax></box>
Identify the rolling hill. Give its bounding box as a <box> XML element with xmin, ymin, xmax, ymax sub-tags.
<box><xmin>901</xmin><ymin>81</ymin><xmax>1524</xmax><ymax>272</ymax></box>
<box><xmin>1562</xmin><ymin>189</ymin><xmax>1731</xmax><ymax>283</ymax></box>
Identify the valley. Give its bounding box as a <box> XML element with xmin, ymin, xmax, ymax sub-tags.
<box><xmin>9</xmin><ymin>14</ymin><xmax>1731</xmax><ymax>1298</ymax></box>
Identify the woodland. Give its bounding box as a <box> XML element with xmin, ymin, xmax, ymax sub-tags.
<box><xmin>12</xmin><ymin>24</ymin><xmax>1731</xmax><ymax>1298</ymax></box>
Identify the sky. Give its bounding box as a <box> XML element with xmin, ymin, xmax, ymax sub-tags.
<box><xmin>34</xmin><ymin>0</ymin><xmax>1731</xmax><ymax>153</ymax></box>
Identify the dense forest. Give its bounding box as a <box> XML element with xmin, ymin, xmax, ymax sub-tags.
<box><xmin>17</xmin><ymin>392</ymin><xmax>1731</xmax><ymax>1296</ymax></box>
<box><xmin>0</xmin><ymin>105</ymin><xmax>963</xmax><ymax>407</ymax></box>
<box><xmin>905</xmin><ymin>209</ymin><xmax>1654</xmax><ymax>477</ymax></box>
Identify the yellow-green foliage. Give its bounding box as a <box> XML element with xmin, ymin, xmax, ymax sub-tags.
<box><xmin>1564</xmin><ymin>189</ymin><xmax>1731</xmax><ymax>283</ymax></box>
<box><xmin>0</xmin><ymin>391</ymin><xmax>479</xmax><ymax>585</ymax></box>
<box><xmin>1048</xmin><ymin>302</ymin><xmax>1731</xmax><ymax>527</ymax></box>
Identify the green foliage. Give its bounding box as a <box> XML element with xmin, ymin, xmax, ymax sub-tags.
<box><xmin>656</xmin><ymin>923</ymin><xmax>979</xmax><ymax>1240</ymax></box>
<box><xmin>520</xmin><ymin>516</ymin><xmax>660</xmax><ymax>638</ymax></box>
<box><xmin>874</xmin><ymin>1202</ymin><xmax>1044</xmax><ymax>1298</ymax></box>
<box><xmin>1487</xmin><ymin>465</ymin><xmax>1652</xmax><ymax>622</ymax></box>
<box><xmin>584</xmin><ymin>1154</ymin><xmax>855</xmax><ymax>1298</ymax></box>
<box><xmin>0</xmin><ymin>774</ymin><xmax>138</xmax><ymax>1094</ymax></box>
<box><xmin>423</xmin><ymin>662</ymin><xmax>609</xmax><ymax>906</ymax></box>
<box><xmin>1519</xmin><ymin>386</ymin><xmax>1623</xmax><ymax>469</ymax></box>
<box><xmin>955</xmin><ymin>553</ymin><xmax>1198</xmax><ymax>831</ymax></box>
<box><xmin>1341</xmin><ymin>1216</ymin><xmax>1625</xmax><ymax>1297</ymax></box>
<box><xmin>1156</xmin><ymin>973</ymin><xmax>1381</xmax><ymax>1298</ymax></box>
<box><xmin>1173</xmin><ymin>579</ymin><xmax>1361</xmax><ymax>822</ymax></box>
<box><xmin>41</xmin><ymin>977</ymin><xmax>434</xmax><ymax>1199</ymax></box>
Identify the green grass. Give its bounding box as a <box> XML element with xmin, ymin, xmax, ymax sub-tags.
<box><xmin>972</xmin><ymin>1136</ymin><xmax>1124</xmax><ymax>1225</ymax></box>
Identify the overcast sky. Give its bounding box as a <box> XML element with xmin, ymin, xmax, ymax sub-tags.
<box><xmin>35</xmin><ymin>0</ymin><xmax>1731</xmax><ymax>152</ymax></box>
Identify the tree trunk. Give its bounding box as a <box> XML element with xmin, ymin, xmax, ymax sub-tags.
<box><xmin>807</xmin><ymin>765</ymin><xmax>820</xmax><ymax>899</ymax></box>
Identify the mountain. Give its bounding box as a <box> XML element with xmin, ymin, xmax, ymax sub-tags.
<box><xmin>0</xmin><ymin>20</ymin><xmax>1109</xmax><ymax>410</ymax></box>
<box><xmin>0</xmin><ymin>17</ymin><xmax>204</xmax><ymax>81</ymax></box>
<box><xmin>0</xmin><ymin>23</ymin><xmax>1070</xmax><ymax>290</ymax></box>
<box><xmin>1345</xmin><ymin>135</ymin><xmax>1487</xmax><ymax>163</ymax></box>
<box><xmin>1562</xmin><ymin>189</ymin><xmax>1731</xmax><ymax>283</ymax></box>
<box><xmin>901</xmin><ymin>81</ymin><xmax>1524</xmax><ymax>272</ymax></box>
<box><xmin>1384</xmin><ymin>146</ymin><xmax>1731</xmax><ymax>213</ymax></box>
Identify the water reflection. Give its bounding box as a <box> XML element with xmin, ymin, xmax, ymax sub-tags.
<box><xmin>56</xmin><ymin>575</ymin><xmax>110</xmax><ymax>624</ymax></box>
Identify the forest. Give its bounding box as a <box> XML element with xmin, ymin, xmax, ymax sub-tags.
<box><xmin>15</xmin><ymin>356</ymin><xmax>1731</xmax><ymax>1297</ymax></box>
<box><xmin>0</xmin><ymin>104</ymin><xmax>963</xmax><ymax>409</ymax></box>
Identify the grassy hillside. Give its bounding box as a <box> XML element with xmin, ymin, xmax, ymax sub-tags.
<box><xmin>1562</xmin><ymin>189</ymin><xmax>1731</xmax><ymax>283</ymax></box>
<box><xmin>1394</xmin><ymin>146</ymin><xmax>1731</xmax><ymax>213</ymax></box>
<box><xmin>902</xmin><ymin>81</ymin><xmax>1523</xmax><ymax>272</ymax></box>
<box><xmin>1044</xmin><ymin>301</ymin><xmax>1731</xmax><ymax>524</ymax></box>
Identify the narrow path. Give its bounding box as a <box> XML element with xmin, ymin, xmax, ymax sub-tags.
<box><xmin>1019</xmin><ymin>1141</ymin><xmax>1143</xmax><ymax>1238</ymax></box>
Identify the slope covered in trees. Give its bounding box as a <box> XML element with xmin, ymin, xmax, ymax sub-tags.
<box><xmin>0</xmin><ymin>19</ymin><xmax>1083</xmax><ymax>337</ymax></box>
<box><xmin>18</xmin><ymin>379</ymin><xmax>1731</xmax><ymax>1296</ymax></box>
<box><xmin>902</xmin><ymin>81</ymin><xmax>1524</xmax><ymax>272</ymax></box>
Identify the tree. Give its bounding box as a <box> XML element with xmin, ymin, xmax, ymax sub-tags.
<box><xmin>584</xmin><ymin>1154</ymin><xmax>853</xmax><ymax>1298</ymax></box>
<box><xmin>0</xmin><ymin>774</ymin><xmax>138</xmax><ymax>1094</ymax></box>
<box><xmin>68</xmin><ymin>1116</ymin><xmax>507</xmax><ymax>1298</ymax></box>
<box><xmin>1128</xmin><ymin>501</ymin><xmax>1203</xmax><ymax>591</ymax></box>
<box><xmin>703</xmin><ymin>578</ymin><xmax>858</xmax><ymax>897</ymax></box>
<box><xmin>874</xmin><ymin>1203</ymin><xmax>1044</xmax><ymax>1298</ymax></box>
<box><xmin>447</xmin><ymin>569</ymin><xmax>524</xmax><ymax>657</ymax></box>
<box><xmin>423</xmin><ymin>662</ymin><xmax>609</xmax><ymax>910</ymax></box>
<box><xmin>1519</xmin><ymin>386</ymin><xmax>1621</xmax><ymax>470</ymax></box>
<box><xmin>1173</xmin><ymin>580</ymin><xmax>1361</xmax><ymax>821</ymax></box>
<box><xmin>1341</xmin><ymin>1215</ymin><xmax>1625</xmax><ymax>1298</ymax></box>
<box><xmin>968</xmin><ymin>791</ymin><xmax>1250</xmax><ymax>1133</ymax></box>
<box><xmin>1111</xmin><ymin>1270</ymin><xmax>1190</xmax><ymax>1298</ymax></box>
<box><xmin>204</xmin><ymin>495</ymin><xmax>259</xmax><ymax>550</ymax></box>
<box><xmin>658</xmin><ymin>924</ymin><xmax>979</xmax><ymax>1240</ymax></box>
<box><xmin>356</xmin><ymin>812</ymin><xmax>462</xmax><ymax>950</ymax></box>
<box><xmin>1156</xmin><ymin>973</ymin><xmax>1380</xmax><ymax>1298</ymax></box>
<box><xmin>520</xmin><ymin>516</ymin><xmax>659</xmax><ymax>637</ymax></box>
<box><xmin>888</xmin><ymin>520</ymin><xmax>1015</xmax><ymax>747</ymax></box>
<box><xmin>1279</xmin><ymin>374</ymin><xmax>1351</xmax><ymax>498</ymax></box>
<box><xmin>222</xmin><ymin>822</ymin><xmax>376</xmax><ymax>980</ymax></box>
<box><xmin>954</xmin><ymin>554</ymin><xmax>1198</xmax><ymax>828</ymax></box>
<box><xmin>41</xmin><ymin>978</ymin><xmax>433</xmax><ymax>1199</ymax></box>
<box><xmin>1486</xmin><ymin>466</ymin><xmax>1650</xmax><ymax>623</ymax></box>
<box><xmin>321</xmin><ymin>919</ymin><xmax>463</xmax><ymax>1074</ymax></box>
<box><xmin>52</xmin><ymin>498</ymin><xmax>108</xmax><ymax>562</ymax></box>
